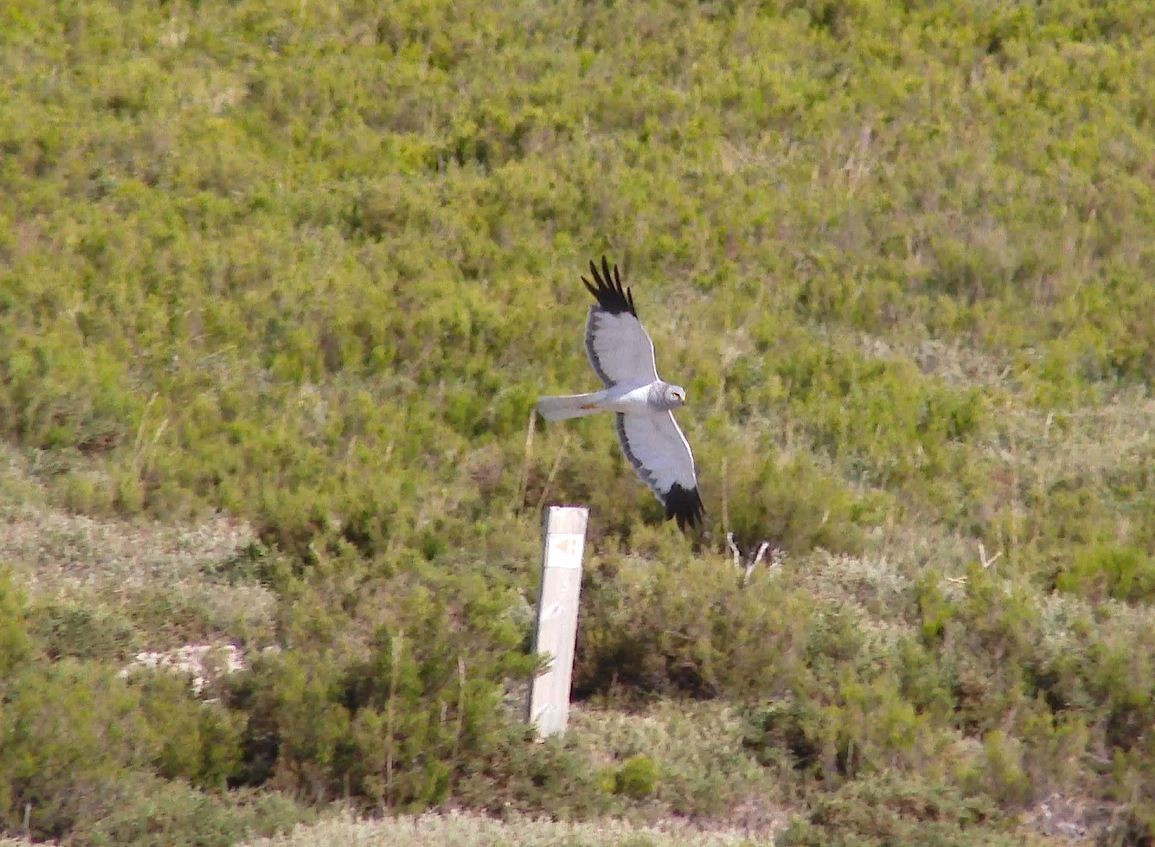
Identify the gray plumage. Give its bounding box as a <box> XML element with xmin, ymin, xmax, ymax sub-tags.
<box><xmin>536</xmin><ymin>257</ymin><xmax>704</xmax><ymax>530</ymax></box>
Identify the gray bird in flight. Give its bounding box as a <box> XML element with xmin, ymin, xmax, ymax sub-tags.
<box><xmin>536</xmin><ymin>257</ymin><xmax>704</xmax><ymax>530</ymax></box>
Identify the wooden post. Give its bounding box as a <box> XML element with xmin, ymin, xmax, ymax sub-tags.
<box><xmin>527</xmin><ymin>506</ymin><xmax>588</xmax><ymax>737</ymax></box>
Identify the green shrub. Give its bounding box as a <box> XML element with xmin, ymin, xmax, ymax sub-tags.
<box><xmin>1102</xmin><ymin>805</ymin><xmax>1155</xmax><ymax>847</ymax></box>
<box><xmin>614</xmin><ymin>755</ymin><xmax>659</xmax><ymax>800</ymax></box>
<box><xmin>777</xmin><ymin>774</ymin><xmax>1014</xmax><ymax>847</ymax></box>
<box><xmin>136</xmin><ymin>671</ymin><xmax>244</xmax><ymax>791</ymax></box>
<box><xmin>27</xmin><ymin>600</ymin><xmax>140</xmax><ymax>660</ymax></box>
<box><xmin>75</xmin><ymin>777</ymin><xmax>305</xmax><ymax>847</ymax></box>
<box><xmin>744</xmin><ymin>676</ymin><xmax>943</xmax><ymax>788</ymax></box>
<box><xmin>227</xmin><ymin>572</ymin><xmax>537</xmax><ymax>809</ymax></box>
<box><xmin>0</xmin><ymin>569</ymin><xmax>31</xmax><ymax>680</ymax></box>
<box><xmin>970</xmin><ymin>731</ymin><xmax>1031</xmax><ymax>808</ymax></box>
<box><xmin>1</xmin><ymin>659</ymin><xmax>156</xmax><ymax>839</ymax></box>
<box><xmin>722</xmin><ymin>452</ymin><xmax>882</xmax><ymax>556</ymax></box>
<box><xmin>574</xmin><ymin>550</ymin><xmax>821</xmax><ymax>699</ymax></box>
<box><xmin>743</xmin><ymin>697</ymin><xmax>826</xmax><ymax>776</ymax></box>
<box><xmin>1056</xmin><ymin>544</ymin><xmax>1155</xmax><ymax>604</ymax></box>
<box><xmin>454</xmin><ymin>728</ymin><xmax>611</xmax><ymax>819</ymax></box>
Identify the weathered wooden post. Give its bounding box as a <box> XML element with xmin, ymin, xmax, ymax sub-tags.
<box><xmin>527</xmin><ymin>506</ymin><xmax>588</xmax><ymax>737</ymax></box>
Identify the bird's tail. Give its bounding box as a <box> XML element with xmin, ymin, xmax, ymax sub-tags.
<box><xmin>535</xmin><ymin>392</ymin><xmax>605</xmax><ymax>421</ymax></box>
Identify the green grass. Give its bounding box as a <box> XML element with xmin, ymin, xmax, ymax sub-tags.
<box><xmin>3</xmin><ymin>0</ymin><xmax>1155</xmax><ymax>843</ymax></box>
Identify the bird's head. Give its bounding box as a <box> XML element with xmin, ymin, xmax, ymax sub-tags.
<box><xmin>666</xmin><ymin>384</ymin><xmax>687</xmax><ymax>408</ymax></box>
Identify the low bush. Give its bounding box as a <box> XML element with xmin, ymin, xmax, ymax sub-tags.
<box><xmin>26</xmin><ymin>600</ymin><xmax>140</xmax><ymax>661</ymax></box>
<box><xmin>0</xmin><ymin>570</ymin><xmax>31</xmax><ymax>680</ymax></box>
<box><xmin>2</xmin><ymin>658</ymin><xmax>156</xmax><ymax>839</ymax></box>
<box><xmin>573</xmin><ymin>550</ymin><xmax>821</xmax><ymax>699</ymax></box>
<box><xmin>613</xmin><ymin>755</ymin><xmax>659</xmax><ymax>800</ymax></box>
<box><xmin>225</xmin><ymin>570</ymin><xmax>539</xmax><ymax>809</ymax></box>
<box><xmin>777</xmin><ymin>774</ymin><xmax>1020</xmax><ymax>847</ymax></box>
<box><xmin>69</xmin><ymin>777</ymin><xmax>304</xmax><ymax>847</ymax></box>
<box><xmin>1055</xmin><ymin>545</ymin><xmax>1155</xmax><ymax>604</ymax></box>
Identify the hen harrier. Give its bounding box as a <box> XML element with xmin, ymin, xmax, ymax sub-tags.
<box><xmin>536</xmin><ymin>257</ymin><xmax>704</xmax><ymax>530</ymax></box>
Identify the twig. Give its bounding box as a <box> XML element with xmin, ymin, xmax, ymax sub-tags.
<box><xmin>729</xmin><ymin>533</ymin><xmax>773</xmax><ymax>587</ymax></box>
<box><xmin>533</xmin><ymin>436</ymin><xmax>567</xmax><ymax>515</ymax></box>
<box><xmin>725</xmin><ymin>531</ymin><xmax>741</xmax><ymax>570</ymax></box>
<box><xmin>450</xmin><ymin>656</ymin><xmax>465</xmax><ymax>786</ymax></box>
<box><xmin>131</xmin><ymin>393</ymin><xmax>158</xmax><ymax>459</ymax></box>
<box><xmin>745</xmin><ymin>541</ymin><xmax>770</xmax><ymax>584</ymax></box>
<box><xmin>720</xmin><ymin>456</ymin><xmax>730</xmax><ymax>540</ymax></box>
<box><xmin>131</xmin><ymin>393</ymin><xmax>167</xmax><ymax>478</ymax></box>
<box><xmin>978</xmin><ymin>542</ymin><xmax>1003</xmax><ymax>570</ymax></box>
<box><xmin>515</xmin><ymin>409</ymin><xmax>536</xmax><ymax>515</ymax></box>
<box><xmin>386</xmin><ymin>629</ymin><xmax>403</xmax><ymax>807</ymax></box>
<box><xmin>750</xmin><ymin>541</ymin><xmax>770</xmax><ymax>569</ymax></box>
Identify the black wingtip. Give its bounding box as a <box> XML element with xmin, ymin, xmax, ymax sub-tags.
<box><xmin>664</xmin><ymin>483</ymin><xmax>705</xmax><ymax>532</ymax></box>
<box><xmin>582</xmin><ymin>255</ymin><xmax>637</xmax><ymax>317</ymax></box>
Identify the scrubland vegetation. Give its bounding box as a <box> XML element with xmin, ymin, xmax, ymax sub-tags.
<box><xmin>3</xmin><ymin>0</ymin><xmax>1155</xmax><ymax>844</ymax></box>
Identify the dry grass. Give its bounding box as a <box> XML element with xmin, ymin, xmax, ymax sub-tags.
<box><xmin>241</xmin><ymin>805</ymin><xmax>1094</xmax><ymax>847</ymax></box>
<box><xmin>849</xmin><ymin>329</ymin><xmax>1016</xmax><ymax>391</ymax></box>
<box><xmin>995</xmin><ymin>388</ymin><xmax>1155</xmax><ymax>487</ymax></box>
<box><xmin>0</xmin><ymin>445</ymin><xmax>276</xmax><ymax>648</ymax></box>
<box><xmin>567</xmin><ymin>701</ymin><xmax>789</xmax><ymax>833</ymax></box>
<box><xmin>242</xmin><ymin>809</ymin><xmax>771</xmax><ymax>847</ymax></box>
<box><xmin>852</xmin><ymin>325</ymin><xmax>1155</xmax><ymax>514</ymax></box>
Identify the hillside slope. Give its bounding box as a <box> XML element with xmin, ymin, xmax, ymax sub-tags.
<box><xmin>2</xmin><ymin>1</ymin><xmax>1155</xmax><ymax>844</ymax></box>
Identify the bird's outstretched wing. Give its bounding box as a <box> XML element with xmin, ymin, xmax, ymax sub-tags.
<box><xmin>614</xmin><ymin>412</ymin><xmax>704</xmax><ymax>530</ymax></box>
<box><xmin>582</xmin><ymin>257</ymin><xmax>659</xmax><ymax>387</ymax></box>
